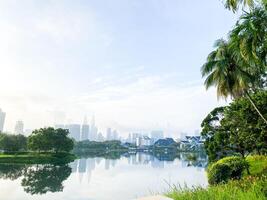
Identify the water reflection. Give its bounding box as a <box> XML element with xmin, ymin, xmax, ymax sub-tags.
<box><xmin>0</xmin><ymin>152</ymin><xmax>208</xmax><ymax>199</ymax></box>
<box><xmin>72</xmin><ymin>152</ymin><xmax>208</xmax><ymax>175</ymax></box>
<box><xmin>0</xmin><ymin>164</ymin><xmax>71</xmax><ymax>195</ymax></box>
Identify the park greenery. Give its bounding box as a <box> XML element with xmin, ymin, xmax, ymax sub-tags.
<box><xmin>0</xmin><ymin>127</ymin><xmax>74</xmax><ymax>164</ymax></box>
<box><xmin>168</xmin><ymin>0</ymin><xmax>267</xmax><ymax>199</ymax></box>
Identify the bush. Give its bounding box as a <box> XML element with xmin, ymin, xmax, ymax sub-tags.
<box><xmin>208</xmin><ymin>156</ymin><xmax>249</xmax><ymax>184</ymax></box>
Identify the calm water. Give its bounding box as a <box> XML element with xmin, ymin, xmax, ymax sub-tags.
<box><xmin>0</xmin><ymin>152</ymin><xmax>208</xmax><ymax>200</ymax></box>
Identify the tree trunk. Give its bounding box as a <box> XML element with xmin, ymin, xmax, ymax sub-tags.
<box><xmin>245</xmin><ymin>91</ymin><xmax>267</xmax><ymax>125</ymax></box>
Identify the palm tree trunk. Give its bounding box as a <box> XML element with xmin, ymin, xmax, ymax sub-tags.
<box><xmin>245</xmin><ymin>91</ymin><xmax>267</xmax><ymax>125</ymax></box>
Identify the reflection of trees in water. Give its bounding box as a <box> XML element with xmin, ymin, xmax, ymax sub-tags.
<box><xmin>0</xmin><ymin>164</ymin><xmax>27</xmax><ymax>180</ymax></box>
<box><xmin>180</xmin><ymin>152</ymin><xmax>208</xmax><ymax>168</ymax></box>
<box><xmin>0</xmin><ymin>164</ymin><xmax>71</xmax><ymax>195</ymax></box>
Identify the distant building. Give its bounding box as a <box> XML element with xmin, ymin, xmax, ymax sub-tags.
<box><xmin>106</xmin><ymin>128</ymin><xmax>112</xmax><ymax>141</ymax></box>
<box><xmin>97</xmin><ymin>132</ymin><xmax>105</xmax><ymax>142</ymax></box>
<box><xmin>136</xmin><ymin>135</ymin><xmax>152</xmax><ymax>147</ymax></box>
<box><xmin>180</xmin><ymin>136</ymin><xmax>205</xmax><ymax>150</ymax></box>
<box><xmin>150</xmin><ymin>130</ymin><xmax>164</xmax><ymax>144</ymax></box>
<box><xmin>154</xmin><ymin>138</ymin><xmax>176</xmax><ymax>147</ymax></box>
<box><xmin>131</xmin><ymin>133</ymin><xmax>140</xmax><ymax>144</ymax></box>
<box><xmin>81</xmin><ymin>117</ymin><xmax>89</xmax><ymax>141</ymax></box>
<box><xmin>14</xmin><ymin>120</ymin><xmax>24</xmax><ymax>134</ymax></box>
<box><xmin>89</xmin><ymin>116</ymin><xmax>98</xmax><ymax>141</ymax></box>
<box><xmin>112</xmin><ymin>130</ymin><xmax>118</xmax><ymax>140</ymax></box>
<box><xmin>65</xmin><ymin>124</ymin><xmax>81</xmax><ymax>141</ymax></box>
<box><xmin>0</xmin><ymin>108</ymin><xmax>6</xmax><ymax>132</ymax></box>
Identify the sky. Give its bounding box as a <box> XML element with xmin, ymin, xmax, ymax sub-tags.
<box><xmin>0</xmin><ymin>0</ymin><xmax>238</xmax><ymax>137</ymax></box>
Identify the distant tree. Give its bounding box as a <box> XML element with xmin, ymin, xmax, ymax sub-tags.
<box><xmin>28</xmin><ymin>127</ymin><xmax>74</xmax><ymax>153</ymax></box>
<box><xmin>0</xmin><ymin>133</ymin><xmax>27</xmax><ymax>152</ymax></box>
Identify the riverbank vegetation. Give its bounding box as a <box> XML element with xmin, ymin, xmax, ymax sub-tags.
<box><xmin>168</xmin><ymin>0</ymin><xmax>267</xmax><ymax>199</ymax></box>
<box><xmin>167</xmin><ymin>155</ymin><xmax>267</xmax><ymax>200</ymax></box>
<box><xmin>0</xmin><ymin>127</ymin><xmax>75</xmax><ymax>164</ymax></box>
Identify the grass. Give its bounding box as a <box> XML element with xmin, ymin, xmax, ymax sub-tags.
<box><xmin>167</xmin><ymin>155</ymin><xmax>267</xmax><ymax>200</ymax></box>
<box><xmin>0</xmin><ymin>152</ymin><xmax>76</xmax><ymax>164</ymax></box>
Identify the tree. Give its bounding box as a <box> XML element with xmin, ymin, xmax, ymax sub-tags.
<box><xmin>0</xmin><ymin>133</ymin><xmax>27</xmax><ymax>152</ymax></box>
<box><xmin>201</xmin><ymin>39</ymin><xmax>267</xmax><ymax>124</ymax></box>
<box><xmin>53</xmin><ymin>128</ymin><xmax>74</xmax><ymax>153</ymax></box>
<box><xmin>28</xmin><ymin>127</ymin><xmax>74</xmax><ymax>153</ymax></box>
<box><xmin>223</xmin><ymin>0</ymin><xmax>267</xmax><ymax>12</ymax></box>
<box><xmin>201</xmin><ymin>107</ymin><xmax>230</xmax><ymax>161</ymax></box>
<box><xmin>201</xmin><ymin>91</ymin><xmax>267</xmax><ymax>161</ymax></box>
<box><xmin>229</xmin><ymin>7</ymin><xmax>267</xmax><ymax>85</ymax></box>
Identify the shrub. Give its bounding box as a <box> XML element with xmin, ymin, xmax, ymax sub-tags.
<box><xmin>208</xmin><ymin>163</ymin><xmax>232</xmax><ymax>184</ymax></box>
<box><xmin>208</xmin><ymin>156</ymin><xmax>249</xmax><ymax>184</ymax></box>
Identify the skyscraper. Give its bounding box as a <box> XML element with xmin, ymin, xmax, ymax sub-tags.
<box><xmin>81</xmin><ymin>117</ymin><xmax>89</xmax><ymax>141</ymax></box>
<box><xmin>14</xmin><ymin>120</ymin><xmax>24</xmax><ymax>134</ymax></box>
<box><xmin>65</xmin><ymin>124</ymin><xmax>81</xmax><ymax>141</ymax></box>
<box><xmin>0</xmin><ymin>108</ymin><xmax>6</xmax><ymax>132</ymax></box>
<box><xmin>89</xmin><ymin>116</ymin><xmax>98</xmax><ymax>141</ymax></box>
<box><xmin>106</xmin><ymin>128</ymin><xmax>112</xmax><ymax>141</ymax></box>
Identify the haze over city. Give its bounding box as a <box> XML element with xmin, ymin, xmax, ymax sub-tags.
<box><xmin>0</xmin><ymin>0</ymin><xmax>238</xmax><ymax>137</ymax></box>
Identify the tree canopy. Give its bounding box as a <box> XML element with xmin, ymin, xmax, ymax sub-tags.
<box><xmin>201</xmin><ymin>91</ymin><xmax>267</xmax><ymax>161</ymax></box>
<box><xmin>28</xmin><ymin>127</ymin><xmax>74</xmax><ymax>153</ymax></box>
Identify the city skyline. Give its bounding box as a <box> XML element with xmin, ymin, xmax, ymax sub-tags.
<box><xmin>0</xmin><ymin>0</ymin><xmax>235</xmax><ymax>137</ymax></box>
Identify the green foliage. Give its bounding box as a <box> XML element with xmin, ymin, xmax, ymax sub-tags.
<box><xmin>208</xmin><ymin>162</ymin><xmax>232</xmax><ymax>185</ymax></box>
<box><xmin>167</xmin><ymin>175</ymin><xmax>267</xmax><ymax>200</ymax></box>
<box><xmin>208</xmin><ymin>156</ymin><xmax>249</xmax><ymax>185</ymax></box>
<box><xmin>74</xmin><ymin>140</ymin><xmax>126</xmax><ymax>150</ymax></box>
<box><xmin>167</xmin><ymin>155</ymin><xmax>267</xmax><ymax>200</ymax></box>
<box><xmin>223</xmin><ymin>0</ymin><xmax>267</xmax><ymax>12</ymax></box>
<box><xmin>28</xmin><ymin>127</ymin><xmax>74</xmax><ymax>153</ymax></box>
<box><xmin>0</xmin><ymin>152</ymin><xmax>75</xmax><ymax>164</ymax></box>
<box><xmin>0</xmin><ymin>133</ymin><xmax>27</xmax><ymax>152</ymax></box>
<box><xmin>201</xmin><ymin>91</ymin><xmax>267</xmax><ymax>161</ymax></box>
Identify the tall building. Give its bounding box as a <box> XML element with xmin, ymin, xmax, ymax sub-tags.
<box><xmin>14</xmin><ymin>120</ymin><xmax>24</xmax><ymax>134</ymax></box>
<box><xmin>0</xmin><ymin>108</ymin><xmax>6</xmax><ymax>132</ymax></box>
<box><xmin>112</xmin><ymin>130</ymin><xmax>118</xmax><ymax>140</ymax></box>
<box><xmin>65</xmin><ymin>124</ymin><xmax>81</xmax><ymax>141</ymax></box>
<box><xmin>106</xmin><ymin>128</ymin><xmax>112</xmax><ymax>141</ymax></box>
<box><xmin>89</xmin><ymin>116</ymin><xmax>98</xmax><ymax>141</ymax></box>
<box><xmin>81</xmin><ymin>117</ymin><xmax>89</xmax><ymax>141</ymax></box>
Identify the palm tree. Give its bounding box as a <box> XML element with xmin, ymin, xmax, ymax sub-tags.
<box><xmin>229</xmin><ymin>7</ymin><xmax>267</xmax><ymax>69</ymax></box>
<box><xmin>224</xmin><ymin>0</ymin><xmax>255</xmax><ymax>12</ymax></box>
<box><xmin>223</xmin><ymin>0</ymin><xmax>267</xmax><ymax>12</ymax></box>
<box><xmin>201</xmin><ymin>39</ymin><xmax>267</xmax><ymax>124</ymax></box>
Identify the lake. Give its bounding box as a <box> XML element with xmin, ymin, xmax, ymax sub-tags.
<box><xmin>0</xmin><ymin>152</ymin><xmax>208</xmax><ymax>200</ymax></box>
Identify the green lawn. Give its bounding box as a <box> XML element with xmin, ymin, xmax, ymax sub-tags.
<box><xmin>167</xmin><ymin>155</ymin><xmax>267</xmax><ymax>200</ymax></box>
<box><xmin>0</xmin><ymin>152</ymin><xmax>76</xmax><ymax>164</ymax></box>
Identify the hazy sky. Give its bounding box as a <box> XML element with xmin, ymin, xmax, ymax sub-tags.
<box><xmin>0</xmin><ymin>0</ymin><xmax>238</xmax><ymax>137</ymax></box>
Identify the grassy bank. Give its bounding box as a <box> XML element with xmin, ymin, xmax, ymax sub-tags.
<box><xmin>0</xmin><ymin>152</ymin><xmax>76</xmax><ymax>164</ymax></box>
<box><xmin>167</xmin><ymin>155</ymin><xmax>267</xmax><ymax>200</ymax></box>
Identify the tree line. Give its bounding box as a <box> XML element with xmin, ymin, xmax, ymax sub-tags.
<box><xmin>0</xmin><ymin>127</ymin><xmax>74</xmax><ymax>153</ymax></box>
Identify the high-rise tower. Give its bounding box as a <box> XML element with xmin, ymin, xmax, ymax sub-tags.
<box><xmin>0</xmin><ymin>108</ymin><xmax>6</xmax><ymax>132</ymax></box>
